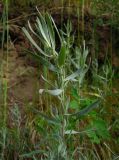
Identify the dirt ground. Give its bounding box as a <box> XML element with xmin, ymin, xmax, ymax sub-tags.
<box><xmin>0</xmin><ymin>43</ymin><xmax>41</xmax><ymax>107</ymax></box>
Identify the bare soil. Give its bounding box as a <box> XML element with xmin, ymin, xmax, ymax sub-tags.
<box><xmin>0</xmin><ymin>44</ymin><xmax>41</xmax><ymax>107</ymax></box>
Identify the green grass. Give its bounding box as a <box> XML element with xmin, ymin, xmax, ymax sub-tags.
<box><xmin>0</xmin><ymin>0</ymin><xmax>9</xmax><ymax>159</ymax></box>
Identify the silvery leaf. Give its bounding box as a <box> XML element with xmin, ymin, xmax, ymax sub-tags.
<box><xmin>64</xmin><ymin>69</ymin><xmax>82</xmax><ymax>82</ymax></box>
<box><xmin>22</xmin><ymin>27</ymin><xmax>52</xmax><ymax>57</ymax></box>
<box><xmin>47</xmin><ymin>89</ymin><xmax>63</xmax><ymax>96</ymax></box>
<box><xmin>39</xmin><ymin>89</ymin><xmax>63</xmax><ymax>96</ymax></box>
<box><xmin>65</xmin><ymin>130</ymin><xmax>80</xmax><ymax>135</ymax></box>
<box><xmin>39</xmin><ymin>89</ymin><xmax>44</xmax><ymax>94</ymax></box>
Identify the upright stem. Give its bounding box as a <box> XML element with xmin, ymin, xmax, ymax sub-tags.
<box><xmin>59</xmin><ymin>67</ymin><xmax>66</xmax><ymax>138</ymax></box>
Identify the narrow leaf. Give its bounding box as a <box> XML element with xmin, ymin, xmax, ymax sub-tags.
<box><xmin>58</xmin><ymin>45</ymin><xmax>67</xmax><ymax>67</ymax></box>
<box><xmin>36</xmin><ymin>8</ymin><xmax>50</xmax><ymax>41</ymax></box>
<box><xmin>22</xmin><ymin>27</ymin><xmax>52</xmax><ymax>57</ymax></box>
<box><xmin>64</xmin><ymin>69</ymin><xmax>82</xmax><ymax>82</ymax></box>
<box><xmin>45</xmin><ymin>13</ymin><xmax>55</xmax><ymax>49</ymax></box>
<box><xmin>36</xmin><ymin>17</ymin><xmax>50</xmax><ymax>47</ymax></box>
<box><xmin>30</xmin><ymin>107</ymin><xmax>59</xmax><ymax>124</ymax></box>
<box><xmin>49</xmin><ymin>15</ymin><xmax>62</xmax><ymax>43</ymax></box>
<box><xmin>24</xmin><ymin>49</ymin><xmax>58</xmax><ymax>72</ymax></box>
<box><xmin>66</xmin><ymin>100</ymin><xmax>101</xmax><ymax>117</ymax></box>
<box><xmin>39</xmin><ymin>89</ymin><xmax>63</xmax><ymax>96</ymax></box>
<box><xmin>65</xmin><ymin>130</ymin><xmax>81</xmax><ymax>135</ymax></box>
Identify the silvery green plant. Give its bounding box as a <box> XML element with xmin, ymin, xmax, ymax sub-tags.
<box><xmin>92</xmin><ymin>59</ymin><xmax>114</xmax><ymax>88</ymax></box>
<box><xmin>23</xmin><ymin>7</ymin><xmax>89</xmax><ymax>95</ymax></box>
<box><xmin>22</xmin><ymin>7</ymin><xmax>100</xmax><ymax>159</ymax></box>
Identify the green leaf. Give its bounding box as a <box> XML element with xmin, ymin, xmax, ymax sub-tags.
<box><xmin>70</xmin><ymin>100</ymin><xmax>79</xmax><ymax>109</ymax></box>
<box><xmin>86</xmin><ymin>118</ymin><xmax>110</xmax><ymax>144</ymax></box>
<box><xmin>49</xmin><ymin>14</ymin><xmax>62</xmax><ymax>43</ymax></box>
<box><xmin>66</xmin><ymin>100</ymin><xmax>101</xmax><ymax>117</ymax></box>
<box><xmin>36</xmin><ymin>17</ymin><xmax>51</xmax><ymax>47</ymax></box>
<box><xmin>31</xmin><ymin>108</ymin><xmax>59</xmax><ymax>125</ymax></box>
<box><xmin>36</xmin><ymin>9</ymin><xmax>50</xmax><ymax>45</ymax></box>
<box><xmin>58</xmin><ymin>45</ymin><xmax>67</xmax><ymax>67</ymax></box>
<box><xmin>23</xmin><ymin>49</ymin><xmax>58</xmax><ymax>73</ymax></box>
<box><xmin>93</xmin><ymin>119</ymin><xmax>110</xmax><ymax>139</ymax></box>
<box><xmin>71</xmin><ymin>88</ymin><xmax>79</xmax><ymax>100</ymax></box>
<box><xmin>22</xmin><ymin>27</ymin><xmax>52</xmax><ymax>57</ymax></box>
<box><xmin>87</xmin><ymin>130</ymin><xmax>100</xmax><ymax>144</ymax></box>
<box><xmin>45</xmin><ymin>13</ymin><xmax>55</xmax><ymax>49</ymax></box>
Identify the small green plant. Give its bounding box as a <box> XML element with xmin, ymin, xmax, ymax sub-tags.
<box><xmin>86</xmin><ymin>117</ymin><xmax>110</xmax><ymax>144</ymax></box>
